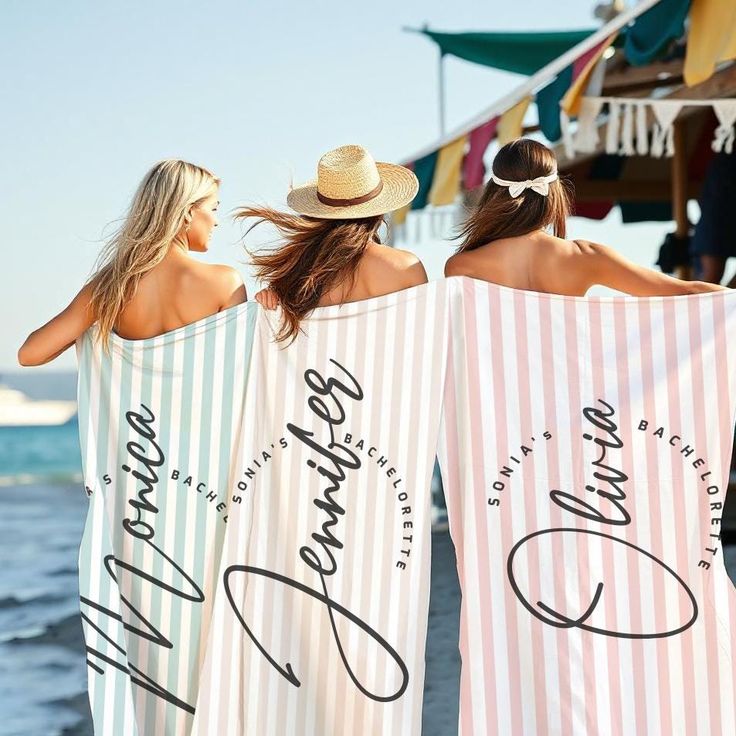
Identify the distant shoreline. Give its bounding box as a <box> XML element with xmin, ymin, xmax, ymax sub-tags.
<box><xmin>1</xmin><ymin>371</ymin><xmax>78</xmax><ymax>401</ymax></box>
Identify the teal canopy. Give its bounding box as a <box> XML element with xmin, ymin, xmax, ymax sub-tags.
<box><xmin>416</xmin><ymin>28</ymin><xmax>596</xmax><ymax>75</ymax></box>
<box><xmin>623</xmin><ymin>0</ymin><xmax>690</xmax><ymax>66</ymax></box>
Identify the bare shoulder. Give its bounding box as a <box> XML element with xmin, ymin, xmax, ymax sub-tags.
<box><xmin>391</xmin><ymin>246</ymin><xmax>427</xmax><ymax>287</ymax></box>
<box><xmin>197</xmin><ymin>263</ymin><xmax>246</xmax><ymax>306</ymax></box>
<box><xmin>567</xmin><ymin>238</ymin><xmax>604</xmax><ymax>256</ymax></box>
<box><xmin>366</xmin><ymin>244</ymin><xmax>427</xmax><ymax>288</ymax></box>
<box><xmin>444</xmin><ymin>245</ymin><xmax>493</xmax><ymax>278</ymax></box>
<box><xmin>76</xmin><ymin>280</ymin><xmax>96</xmax><ymax>307</ymax></box>
<box><xmin>539</xmin><ymin>236</ymin><xmax>602</xmax><ymax>271</ymax></box>
<box><xmin>563</xmin><ymin>238</ymin><xmax>629</xmax><ymax>271</ymax></box>
<box><xmin>367</xmin><ymin>243</ymin><xmax>419</xmax><ymax>266</ymax></box>
<box><xmin>198</xmin><ymin>262</ymin><xmax>244</xmax><ymax>285</ymax></box>
<box><xmin>445</xmin><ymin>250</ymin><xmax>470</xmax><ymax>277</ymax></box>
<box><xmin>558</xmin><ymin>237</ymin><xmax>698</xmax><ymax>295</ymax></box>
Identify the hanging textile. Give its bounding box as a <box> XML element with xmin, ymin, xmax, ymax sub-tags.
<box><xmin>497</xmin><ymin>97</ymin><xmax>532</xmax><ymax>146</ymax></box>
<box><xmin>411</xmin><ymin>152</ymin><xmax>439</xmax><ymax>210</ymax></box>
<box><xmin>463</xmin><ymin>118</ymin><xmax>499</xmax><ymax>190</ymax></box>
<box><xmin>416</xmin><ymin>29</ymin><xmax>594</xmax><ymax>75</ymax></box>
<box><xmin>623</xmin><ymin>0</ymin><xmax>691</xmax><ymax>66</ymax></box>
<box><xmin>566</xmin><ymin>97</ymin><xmax>736</xmax><ymax>159</ymax></box>
<box><xmin>430</xmin><ymin>136</ymin><xmax>468</xmax><ymax>206</ymax></box>
<box><xmin>684</xmin><ymin>0</ymin><xmax>736</xmax><ymax>87</ymax></box>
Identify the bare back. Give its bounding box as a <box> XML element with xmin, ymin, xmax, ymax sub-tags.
<box><xmin>115</xmin><ymin>249</ymin><xmax>246</xmax><ymax>339</ymax></box>
<box><xmin>445</xmin><ymin>231</ymin><xmax>724</xmax><ymax>297</ymax></box>
<box><xmin>317</xmin><ymin>243</ymin><xmax>428</xmax><ymax>307</ymax></box>
<box><xmin>17</xmin><ymin>248</ymin><xmax>246</xmax><ymax>366</ymax></box>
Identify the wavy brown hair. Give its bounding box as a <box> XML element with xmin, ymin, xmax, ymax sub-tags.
<box><xmin>456</xmin><ymin>139</ymin><xmax>574</xmax><ymax>253</ymax></box>
<box><xmin>236</xmin><ymin>207</ymin><xmax>384</xmax><ymax>342</ymax></box>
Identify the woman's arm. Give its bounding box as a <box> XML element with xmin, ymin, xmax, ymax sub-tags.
<box><xmin>18</xmin><ymin>284</ymin><xmax>96</xmax><ymax>366</ymax></box>
<box><xmin>577</xmin><ymin>241</ymin><xmax>727</xmax><ymax>296</ymax></box>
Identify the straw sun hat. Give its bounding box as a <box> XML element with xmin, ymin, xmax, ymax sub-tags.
<box><xmin>286</xmin><ymin>144</ymin><xmax>419</xmax><ymax>219</ymax></box>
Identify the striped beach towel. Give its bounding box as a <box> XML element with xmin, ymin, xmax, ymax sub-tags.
<box><xmin>438</xmin><ymin>276</ymin><xmax>736</xmax><ymax>735</ymax></box>
<box><xmin>76</xmin><ymin>281</ymin><xmax>448</xmax><ymax>735</ymax></box>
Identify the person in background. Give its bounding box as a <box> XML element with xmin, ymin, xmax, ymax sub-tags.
<box><xmin>691</xmin><ymin>151</ymin><xmax>736</xmax><ymax>286</ymax></box>
<box><xmin>18</xmin><ymin>159</ymin><xmax>246</xmax><ymax>366</ymax></box>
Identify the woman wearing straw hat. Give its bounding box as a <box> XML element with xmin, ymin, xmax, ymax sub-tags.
<box><xmin>445</xmin><ymin>138</ymin><xmax>725</xmax><ymax>296</ymax></box>
<box><xmin>240</xmin><ymin>144</ymin><xmax>427</xmax><ymax>342</ymax></box>
<box><xmin>18</xmin><ymin>159</ymin><xmax>246</xmax><ymax>365</ymax></box>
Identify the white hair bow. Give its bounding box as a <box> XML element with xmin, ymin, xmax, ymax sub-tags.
<box><xmin>491</xmin><ymin>170</ymin><xmax>558</xmax><ymax>198</ymax></box>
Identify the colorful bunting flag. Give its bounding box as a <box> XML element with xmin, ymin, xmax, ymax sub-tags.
<box><xmin>429</xmin><ymin>136</ymin><xmax>467</xmax><ymax>207</ymax></box>
<box><xmin>463</xmin><ymin>118</ymin><xmax>498</xmax><ymax>190</ymax></box>
<box><xmin>392</xmin><ymin>203</ymin><xmax>411</xmax><ymax>227</ymax></box>
<box><xmin>402</xmin><ymin>0</ymin><xmax>708</xmax><ymax>217</ymax></box>
<box><xmin>411</xmin><ymin>152</ymin><xmax>439</xmax><ymax>210</ymax></box>
<box><xmin>561</xmin><ymin>35</ymin><xmax>617</xmax><ymax>117</ymax></box>
<box><xmin>537</xmin><ymin>69</ymin><xmax>574</xmax><ymax>143</ymax></box>
<box><xmin>497</xmin><ymin>96</ymin><xmax>532</xmax><ymax>146</ymax></box>
<box><xmin>623</xmin><ymin>0</ymin><xmax>690</xmax><ymax>67</ymax></box>
<box><xmin>684</xmin><ymin>0</ymin><xmax>736</xmax><ymax>86</ymax></box>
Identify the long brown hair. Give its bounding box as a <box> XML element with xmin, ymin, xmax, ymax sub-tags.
<box><xmin>456</xmin><ymin>139</ymin><xmax>573</xmax><ymax>253</ymax></box>
<box><xmin>236</xmin><ymin>207</ymin><xmax>384</xmax><ymax>342</ymax></box>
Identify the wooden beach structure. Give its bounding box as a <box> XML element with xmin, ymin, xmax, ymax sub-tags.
<box><xmin>395</xmin><ymin>0</ymin><xmax>736</xmax><ymax>284</ymax></box>
<box><xmin>396</xmin><ymin>0</ymin><xmax>736</xmax><ymax>532</ymax></box>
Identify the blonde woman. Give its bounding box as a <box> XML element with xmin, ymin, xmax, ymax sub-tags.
<box><xmin>446</xmin><ymin>138</ymin><xmax>725</xmax><ymax>296</ymax></box>
<box><xmin>242</xmin><ymin>144</ymin><xmax>427</xmax><ymax>341</ymax></box>
<box><xmin>18</xmin><ymin>159</ymin><xmax>246</xmax><ymax>365</ymax></box>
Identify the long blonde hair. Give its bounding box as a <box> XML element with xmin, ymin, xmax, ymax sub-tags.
<box><xmin>88</xmin><ymin>159</ymin><xmax>220</xmax><ymax>348</ymax></box>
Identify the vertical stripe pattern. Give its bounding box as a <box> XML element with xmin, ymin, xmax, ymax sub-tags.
<box><xmin>438</xmin><ymin>276</ymin><xmax>736</xmax><ymax>736</ymax></box>
<box><xmin>77</xmin><ymin>303</ymin><xmax>256</xmax><ymax>735</ymax></box>
<box><xmin>78</xmin><ymin>283</ymin><xmax>448</xmax><ymax>735</ymax></box>
<box><xmin>192</xmin><ymin>282</ymin><xmax>448</xmax><ymax>735</ymax></box>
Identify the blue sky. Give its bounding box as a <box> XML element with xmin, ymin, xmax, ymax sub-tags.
<box><xmin>2</xmin><ymin>1</ymin><xmax>681</xmax><ymax>371</ymax></box>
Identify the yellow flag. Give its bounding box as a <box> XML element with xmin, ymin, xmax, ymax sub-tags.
<box><xmin>561</xmin><ymin>34</ymin><xmax>617</xmax><ymax>117</ymax></box>
<box><xmin>685</xmin><ymin>0</ymin><xmax>736</xmax><ymax>86</ymax></box>
<box><xmin>392</xmin><ymin>202</ymin><xmax>411</xmax><ymax>226</ymax></box>
<box><xmin>497</xmin><ymin>97</ymin><xmax>532</xmax><ymax>146</ymax></box>
<box><xmin>429</xmin><ymin>136</ymin><xmax>467</xmax><ymax>207</ymax></box>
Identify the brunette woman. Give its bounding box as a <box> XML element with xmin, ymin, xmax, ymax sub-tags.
<box><xmin>446</xmin><ymin>138</ymin><xmax>724</xmax><ymax>296</ymax></box>
<box><xmin>240</xmin><ymin>144</ymin><xmax>427</xmax><ymax>341</ymax></box>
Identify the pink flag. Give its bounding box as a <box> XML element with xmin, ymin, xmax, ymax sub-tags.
<box><xmin>463</xmin><ymin>119</ymin><xmax>498</xmax><ymax>190</ymax></box>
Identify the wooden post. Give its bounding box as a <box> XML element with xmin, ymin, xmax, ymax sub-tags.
<box><xmin>672</xmin><ymin>117</ymin><xmax>692</xmax><ymax>280</ymax></box>
<box><xmin>438</xmin><ymin>51</ymin><xmax>446</xmax><ymax>136</ymax></box>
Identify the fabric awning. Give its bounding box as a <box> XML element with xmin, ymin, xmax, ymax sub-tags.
<box><xmin>416</xmin><ymin>28</ymin><xmax>596</xmax><ymax>75</ymax></box>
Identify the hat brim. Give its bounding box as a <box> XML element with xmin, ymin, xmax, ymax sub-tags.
<box><xmin>286</xmin><ymin>162</ymin><xmax>419</xmax><ymax>220</ymax></box>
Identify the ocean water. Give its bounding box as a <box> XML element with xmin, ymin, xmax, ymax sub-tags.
<box><xmin>0</xmin><ymin>421</ymin><xmax>82</xmax><ymax>487</ymax></box>
<box><xmin>0</xmin><ymin>374</ymin><xmax>447</xmax><ymax>736</ymax></box>
<box><xmin>0</xmin><ymin>413</ymin><xmax>92</xmax><ymax>735</ymax></box>
<box><xmin>0</xmin><ymin>371</ymin><xmax>89</xmax><ymax>735</ymax></box>
<box><xmin>0</xmin><ymin>481</ymin><xmax>91</xmax><ymax>736</ymax></box>
<box><xmin>1</xmin><ymin>375</ymin><xmax>734</xmax><ymax>736</ymax></box>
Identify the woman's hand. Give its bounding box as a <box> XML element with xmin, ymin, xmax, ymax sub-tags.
<box><xmin>18</xmin><ymin>284</ymin><xmax>96</xmax><ymax>366</ymax></box>
<box><xmin>255</xmin><ymin>288</ymin><xmax>280</xmax><ymax>310</ymax></box>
